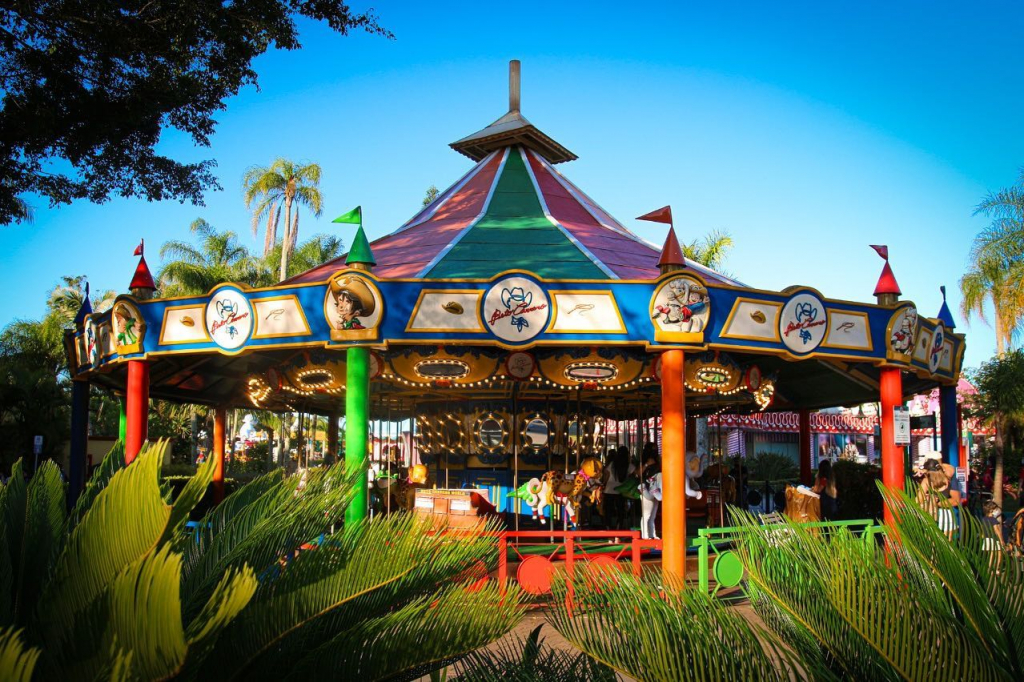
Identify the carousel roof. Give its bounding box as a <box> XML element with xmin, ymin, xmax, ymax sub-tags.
<box><xmin>288</xmin><ymin>64</ymin><xmax>741</xmax><ymax>286</ymax></box>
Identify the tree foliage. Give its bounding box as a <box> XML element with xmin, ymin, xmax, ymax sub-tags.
<box><xmin>0</xmin><ymin>1</ymin><xmax>390</xmax><ymax>225</ymax></box>
<box><xmin>681</xmin><ymin>229</ymin><xmax>734</xmax><ymax>271</ymax></box>
<box><xmin>960</xmin><ymin>168</ymin><xmax>1024</xmax><ymax>354</ymax></box>
<box><xmin>157</xmin><ymin>219</ymin><xmax>265</xmax><ymax>296</ymax></box>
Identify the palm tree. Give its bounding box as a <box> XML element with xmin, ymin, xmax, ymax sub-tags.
<box><xmin>47</xmin><ymin>276</ymin><xmax>115</xmax><ymax>323</ymax></box>
<box><xmin>243</xmin><ymin>159</ymin><xmax>324</xmax><ymax>280</ymax></box>
<box><xmin>157</xmin><ymin>219</ymin><xmax>265</xmax><ymax>296</ymax></box>
<box><xmin>681</xmin><ymin>229</ymin><xmax>734</xmax><ymax>271</ymax></box>
<box><xmin>265</xmin><ymin>233</ymin><xmax>344</xmax><ymax>280</ymax></box>
<box><xmin>961</xmin><ymin>169</ymin><xmax>1024</xmax><ymax>355</ymax></box>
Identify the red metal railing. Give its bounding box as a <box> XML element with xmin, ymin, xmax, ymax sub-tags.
<box><xmin>496</xmin><ymin>530</ymin><xmax>658</xmax><ymax>596</ymax></box>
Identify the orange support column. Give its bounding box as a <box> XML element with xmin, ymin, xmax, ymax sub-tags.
<box><xmin>880</xmin><ymin>367</ymin><xmax>904</xmax><ymax>525</ymax></box>
<box><xmin>213</xmin><ymin>408</ymin><xmax>226</xmax><ymax>504</ymax></box>
<box><xmin>124</xmin><ymin>360</ymin><xmax>149</xmax><ymax>464</ymax></box>
<box><xmin>660</xmin><ymin>349</ymin><xmax>687</xmax><ymax>582</ymax></box>
<box><xmin>799</xmin><ymin>409</ymin><xmax>812</xmax><ymax>485</ymax></box>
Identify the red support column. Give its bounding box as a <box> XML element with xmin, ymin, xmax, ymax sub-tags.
<box><xmin>880</xmin><ymin>367</ymin><xmax>904</xmax><ymax>525</ymax></box>
<box><xmin>125</xmin><ymin>360</ymin><xmax>149</xmax><ymax>464</ymax></box>
<box><xmin>209</xmin><ymin>405</ymin><xmax>224</xmax><ymax>501</ymax></box>
<box><xmin>213</xmin><ymin>408</ymin><xmax>226</xmax><ymax>504</ymax></box>
<box><xmin>799</xmin><ymin>409</ymin><xmax>812</xmax><ymax>486</ymax></box>
<box><xmin>660</xmin><ymin>349</ymin><xmax>687</xmax><ymax>583</ymax></box>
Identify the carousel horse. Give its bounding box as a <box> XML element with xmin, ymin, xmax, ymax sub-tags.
<box><xmin>508</xmin><ymin>457</ymin><xmax>604</xmax><ymax>526</ymax></box>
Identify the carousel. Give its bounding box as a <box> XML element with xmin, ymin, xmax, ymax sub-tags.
<box><xmin>64</xmin><ymin>61</ymin><xmax>966</xmax><ymax>578</ymax></box>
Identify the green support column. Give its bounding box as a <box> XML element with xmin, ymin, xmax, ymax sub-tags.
<box><xmin>345</xmin><ymin>346</ymin><xmax>370</xmax><ymax>528</ymax></box>
<box><xmin>118</xmin><ymin>397</ymin><xmax>127</xmax><ymax>443</ymax></box>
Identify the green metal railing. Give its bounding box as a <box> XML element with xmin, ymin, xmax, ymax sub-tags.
<box><xmin>692</xmin><ymin>518</ymin><xmax>885</xmax><ymax>595</ymax></box>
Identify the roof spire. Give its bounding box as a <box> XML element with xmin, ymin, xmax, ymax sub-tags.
<box><xmin>870</xmin><ymin>244</ymin><xmax>901</xmax><ymax>305</ymax></box>
<box><xmin>937</xmin><ymin>285</ymin><xmax>956</xmax><ymax>328</ymax></box>
<box><xmin>346</xmin><ymin>225</ymin><xmax>376</xmax><ymax>270</ymax></box>
<box><xmin>73</xmin><ymin>281</ymin><xmax>92</xmax><ymax>325</ymax></box>
<box><xmin>509</xmin><ymin>59</ymin><xmax>521</xmax><ymax>113</ymax></box>
<box><xmin>658</xmin><ymin>227</ymin><xmax>686</xmax><ymax>274</ymax></box>
<box><xmin>129</xmin><ymin>238</ymin><xmax>156</xmax><ymax>300</ymax></box>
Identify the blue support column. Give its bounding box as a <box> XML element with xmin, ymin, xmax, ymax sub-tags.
<box><xmin>940</xmin><ymin>385</ymin><xmax>959</xmax><ymax>467</ymax></box>
<box><xmin>68</xmin><ymin>379</ymin><xmax>90</xmax><ymax>510</ymax></box>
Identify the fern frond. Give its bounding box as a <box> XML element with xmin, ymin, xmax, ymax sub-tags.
<box><xmin>549</xmin><ymin>567</ymin><xmax>800</xmax><ymax>681</ymax></box>
<box><xmin>285</xmin><ymin>581</ymin><xmax>526</xmax><ymax>681</ymax></box>
<box><xmin>0</xmin><ymin>627</ymin><xmax>39</xmax><ymax>682</ymax></box>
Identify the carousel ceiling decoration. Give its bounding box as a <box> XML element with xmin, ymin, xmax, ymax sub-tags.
<box><xmin>684</xmin><ymin>351</ymin><xmax>742</xmax><ymax>394</ymax></box>
<box><xmin>387</xmin><ymin>347</ymin><xmax>500</xmax><ymax>387</ymax></box>
<box><xmin>538</xmin><ymin>348</ymin><xmax>645</xmax><ymax>389</ymax></box>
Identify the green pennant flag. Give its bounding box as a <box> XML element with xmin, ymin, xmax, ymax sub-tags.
<box><xmin>332</xmin><ymin>205</ymin><xmax>362</xmax><ymax>226</ymax></box>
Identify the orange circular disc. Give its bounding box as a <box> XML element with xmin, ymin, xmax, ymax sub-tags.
<box><xmin>517</xmin><ymin>555</ymin><xmax>556</xmax><ymax>595</ymax></box>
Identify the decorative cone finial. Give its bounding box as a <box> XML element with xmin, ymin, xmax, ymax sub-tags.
<box><xmin>73</xmin><ymin>281</ymin><xmax>92</xmax><ymax>325</ymax></box>
<box><xmin>937</xmin><ymin>285</ymin><xmax>956</xmax><ymax>328</ymax></box>
<box><xmin>870</xmin><ymin>244</ymin><xmax>901</xmax><ymax>304</ymax></box>
<box><xmin>345</xmin><ymin>225</ymin><xmax>376</xmax><ymax>269</ymax></box>
<box><xmin>658</xmin><ymin>227</ymin><xmax>685</xmax><ymax>274</ymax></box>
<box><xmin>129</xmin><ymin>239</ymin><xmax>156</xmax><ymax>299</ymax></box>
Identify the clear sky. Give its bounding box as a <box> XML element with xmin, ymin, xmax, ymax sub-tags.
<box><xmin>2</xmin><ymin>1</ymin><xmax>1021</xmax><ymax>369</ymax></box>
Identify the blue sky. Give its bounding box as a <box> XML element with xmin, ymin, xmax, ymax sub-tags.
<box><xmin>2</xmin><ymin>1</ymin><xmax>1022</xmax><ymax>369</ymax></box>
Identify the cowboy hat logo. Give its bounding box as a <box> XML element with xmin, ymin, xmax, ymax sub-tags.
<box><xmin>500</xmin><ymin>286</ymin><xmax>533</xmax><ymax>333</ymax></box>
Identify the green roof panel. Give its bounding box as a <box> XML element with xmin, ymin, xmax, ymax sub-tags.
<box><xmin>425</xmin><ymin>148</ymin><xmax>606</xmax><ymax>279</ymax></box>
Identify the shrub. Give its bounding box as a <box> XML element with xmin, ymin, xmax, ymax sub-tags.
<box><xmin>0</xmin><ymin>440</ymin><xmax>524</xmax><ymax>680</ymax></box>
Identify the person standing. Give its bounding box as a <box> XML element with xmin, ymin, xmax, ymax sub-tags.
<box><xmin>603</xmin><ymin>445</ymin><xmax>632</xmax><ymax>530</ymax></box>
<box><xmin>640</xmin><ymin>452</ymin><xmax>663</xmax><ymax>540</ymax></box>
<box><xmin>812</xmin><ymin>459</ymin><xmax>838</xmax><ymax>520</ymax></box>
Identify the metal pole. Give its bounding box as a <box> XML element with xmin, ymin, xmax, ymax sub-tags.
<box><xmin>512</xmin><ymin>381</ymin><xmax>519</xmax><ymax>531</ymax></box>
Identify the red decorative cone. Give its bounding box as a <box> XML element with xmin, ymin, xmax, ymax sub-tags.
<box><xmin>130</xmin><ymin>239</ymin><xmax>156</xmax><ymax>292</ymax></box>
<box><xmin>873</xmin><ymin>260</ymin><xmax>901</xmax><ymax>297</ymax></box>
<box><xmin>658</xmin><ymin>227</ymin><xmax>685</xmax><ymax>269</ymax></box>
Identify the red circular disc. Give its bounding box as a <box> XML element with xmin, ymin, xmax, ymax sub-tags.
<box><xmin>587</xmin><ymin>555</ymin><xmax>620</xmax><ymax>571</ymax></box>
<box><xmin>583</xmin><ymin>555</ymin><xmax>622</xmax><ymax>591</ymax></box>
<box><xmin>517</xmin><ymin>556</ymin><xmax>555</xmax><ymax>595</ymax></box>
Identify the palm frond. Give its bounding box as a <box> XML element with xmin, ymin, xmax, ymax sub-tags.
<box><xmin>735</xmin><ymin>502</ymin><xmax>1012</xmax><ymax>681</ymax></box>
<box><xmin>454</xmin><ymin>624</ymin><xmax>616</xmax><ymax>681</ymax></box>
<box><xmin>68</xmin><ymin>440</ymin><xmax>126</xmax><ymax>534</ymax></box>
<box><xmin>549</xmin><ymin>567</ymin><xmax>802</xmax><ymax>681</ymax></box>
<box><xmin>285</xmin><ymin>581</ymin><xmax>526</xmax><ymax>681</ymax></box>
<box><xmin>202</xmin><ymin>514</ymin><xmax>509</xmax><ymax>679</ymax></box>
<box><xmin>293</xmin><ymin>185</ymin><xmax>324</xmax><ymax>217</ymax></box>
<box><xmin>9</xmin><ymin>462</ymin><xmax>65</xmax><ymax>626</ymax></box>
<box><xmin>881</xmin><ymin>484</ymin><xmax>1020</xmax><ymax>675</ymax></box>
<box><xmin>178</xmin><ymin>465</ymin><xmax>355</xmax><ymax>615</ymax></box>
<box><xmin>35</xmin><ymin>442</ymin><xmax>173</xmax><ymax>648</ymax></box>
<box><xmin>0</xmin><ymin>627</ymin><xmax>39</xmax><ymax>682</ymax></box>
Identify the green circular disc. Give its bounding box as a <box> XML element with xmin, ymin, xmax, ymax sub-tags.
<box><xmin>713</xmin><ymin>550</ymin><xmax>744</xmax><ymax>588</ymax></box>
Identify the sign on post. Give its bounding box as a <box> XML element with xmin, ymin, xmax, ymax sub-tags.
<box><xmin>32</xmin><ymin>435</ymin><xmax>43</xmax><ymax>454</ymax></box>
<box><xmin>893</xmin><ymin>406</ymin><xmax>911</xmax><ymax>445</ymax></box>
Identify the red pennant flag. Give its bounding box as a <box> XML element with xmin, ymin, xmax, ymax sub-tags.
<box><xmin>134</xmin><ymin>239</ymin><xmax>144</xmax><ymax>257</ymax></box>
<box><xmin>870</xmin><ymin>244</ymin><xmax>888</xmax><ymax>260</ymax></box>
<box><xmin>637</xmin><ymin>206</ymin><xmax>673</xmax><ymax>225</ymax></box>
